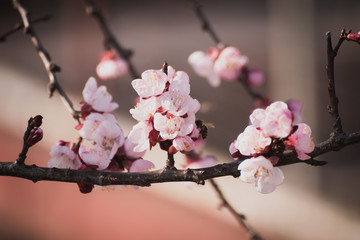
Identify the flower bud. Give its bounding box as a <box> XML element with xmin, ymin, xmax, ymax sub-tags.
<box><xmin>77</xmin><ymin>183</ymin><xmax>94</xmax><ymax>194</ymax></box>
<box><xmin>27</xmin><ymin>128</ymin><xmax>43</xmax><ymax>146</ymax></box>
<box><xmin>347</xmin><ymin>31</ymin><xmax>360</xmax><ymax>44</ymax></box>
<box><xmin>28</xmin><ymin>115</ymin><xmax>43</xmax><ymax>128</ymax></box>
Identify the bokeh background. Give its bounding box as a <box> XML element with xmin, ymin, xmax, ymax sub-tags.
<box><xmin>1</xmin><ymin>0</ymin><xmax>360</xmax><ymax>239</ymax></box>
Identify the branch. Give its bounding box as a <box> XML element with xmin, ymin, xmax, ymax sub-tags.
<box><xmin>325</xmin><ymin>29</ymin><xmax>350</xmax><ymax>134</ymax></box>
<box><xmin>0</xmin><ymin>14</ymin><xmax>51</xmax><ymax>42</ymax></box>
<box><xmin>1</xmin><ymin>129</ymin><xmax>359</xmax><ymax>185</ymax></box>
<box><xmin>12</xmin><ymin>0</ymin><xmax>80</xmax><ymax>123</ymax></box>
<box><xmin>80</xmin><ymin>0</ymin><xmax>140</xmax><ymax>79</ymax></box>
<box><xmin>191</xmin><ymin>0</ymin><xmax>223</xmax><ymax>48</ymax></box>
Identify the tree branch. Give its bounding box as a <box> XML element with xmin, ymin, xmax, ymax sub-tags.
<box><xmin>12</xmin><ymin>0</ymin><xmax>81</xmax><ymax>124</ymax></box>
<box><xmin>325</xmin><ymin>29</ymin><xmax>350</xmax><ymax>134</ymax></box>
<box><xmin>1</xmin><ymin>128</ymin><xmax>359</xmax><ymax>185</ymax></box>
<box><xmin>80</xmin><ymin>0</ymin><xmax>140</xmax><ymax>79</ymax></box>
<box><xmin>209</xmin><ymin>179</ymin><xmax>264</xmax><ymax>240</ymax></box>
<box><xmin>0</xmin><ymin>14</ymin><xmax>51</xmax><ymax>42</ymax></box>
<box><xmin>190</xmin><ymin>0</ymin><xmax>224</xmax><ymax>48</ymax></box>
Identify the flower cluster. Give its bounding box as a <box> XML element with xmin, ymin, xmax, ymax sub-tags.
<box><xmin>49</xmin><ymin>77</ymin><xmax>154</xmax><ymax>193</ymax></box>
<box><xmin>230</xmin><ymin>101</ymin><xmax>315</xmax><ymax>193</ymax></box>
<box><xmin>128</xmin><ymin>64</ymin><xmax>202</xmax><ymax>155</ymax></box>
<box><xmin>96</xmin><ymin>50</ymin><xmax>129</xmax><ymax>81</ymax></box>
<box><xmin>188</xmin><ymin>46</ymin><xmax>263</xmax><ymax>87</ymax></box>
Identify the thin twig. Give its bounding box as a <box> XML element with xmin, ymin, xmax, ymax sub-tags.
<box><xmin>12</xmin><ymin>0</ymin><xmax>81</xmax><ymax>124</ymax></box>
<box><xmin>325</xmin><ymin>29</ymin><xmax>349</xmax><ymax>135</ymax></box>
<box><xmin>0</xmin><ymin>14</ymin><xmax>51</xmax><ymax>42</ymax></box>
<box><xmin>209</xmin><ymin>179</ymin><xmax>264</xmax><ymax>240</ymax></box>
<box><xmin>80</xmin><ymin>0</ymin><xmax>140</xmax><ymax>79</ymax></box>
<box><xmin>191</xmin><ymin>0</ymin><xmax>223</xmax><ymax>48</ymax></box>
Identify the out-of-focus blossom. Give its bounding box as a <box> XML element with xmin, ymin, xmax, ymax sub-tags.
<box><xmin>189</xmin><ymin>46</ymin><xmax>251</xmax><ymax>87</ymax></box>
<box><xmin>48</xmin><ymin>142</ymin><xmax>81</xmax><ymax>170</ymax></box>
<box><xmin>185</xmin><ymin>155</ymin><xmax>217</xmax><ymax>169</ymax></box>
<box><xmin>188</xmin><ymin>50</ymin><xmax>221</xmax><ymax>87</ymax></box>
<box><xmin>247</xmin><ymin>69</ymin><xmax>264</xmax><ymax>87</ymax></box>
<box><xmin>347</xmin><ymin>31</ymin><xmax>360</xmax><ymax>44</ymax></box>
<box><xmin>82</xmin><ymin>77</ymin><xmax>119</xmax><ymax>113</ymax></box>
<box><xmin>96</xmin><ymin>50</ymin><xmax>129</xmax><ymax>81</ymax></box>
<box><xmin>285</xmin><ymin>123</ymin><xmax>315</xmax><ymax>160</ymax></box>
<box><xmin>213</xmin><ymin>47</ymin><xmax>249</xmax><ymax>82</ymax></box>
<box><xmin>286</xmin><ymin>99</ymin><xmax>303</xmax><ymax>124</ymax></box>
<box><xmin>129</xmin><ymin>159</ymin><xmax>155</xmax><ymax>172</ymax></box>
<box><xmin>238</xmin><ymin>156</ymin><xmax>284</xmax><ymax>194</ymax></box>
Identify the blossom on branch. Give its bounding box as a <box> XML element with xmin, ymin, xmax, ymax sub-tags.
<box><xmin>188</xmin><ymin>46</ymin><xmax>261</xmax><ymax>88</ymax></box>
<box><xmin>81</xmin><ymin>77</ymin><xmax>119</xmax><ymax>114</ymax></box>
<box><xmin>232</xmin><ymin>100</ymin><xmax>314</xmax><ymax>193</ymax></box>
<box><xmin>48</xmin><ymin>141</ymin><xmax>82</xmax><ymax>170</ymax></box>
<box><xmin>129</xmin><ymin>64</ymin><xmax>202</xmax><ymax>155</ymax></box>
<box><xmin>238</xmin><ymin>156</ymin><xmax>284</xmax><ymax>194</ymax></box>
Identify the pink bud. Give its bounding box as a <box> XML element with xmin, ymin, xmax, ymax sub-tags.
<box><xmin>247</xmin><ymin>69</ymin><xmax>264</xmax><ymax>87</ymax></box>
<box><xmin>347</xmin><ymin>31</ymin><xmax>360</xmax><ymax>44</ymax></box>
<box><xmin>27</xmin><ymin>128</ymin><xmax>43</xmax><ymax>146</ymax></box>
<box><xmin>96</xmin><ymin>50</ymin><xmax>129</xmax><ymax>81</ymax></box>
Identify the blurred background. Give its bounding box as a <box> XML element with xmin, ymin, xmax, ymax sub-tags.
<box><xmin>1</xmin><ymin>0</ymin><xmax>360</xmax><ymax>239</ymax></box>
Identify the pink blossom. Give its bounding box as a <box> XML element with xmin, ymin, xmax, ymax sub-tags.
<box><xmin>91</xmin><ymin>118</ymin><xmax>124</xmax><ymax>159</ymax></box>
<box><xmin>247</xmin><ymin>69</ymin><xmax>264</xmax><ymax>87</ymax></box>
<box><xmin>235</xmin><ymin>125</ymin><xmax>271</xmax><ymax>156</ymax></box>
<box><xmin>285</xmin><ymin>123</ymin><xmax>315</xmax><ymax>160</ymax></box>
<box><xmin>260</xmin><ymin>101</ymin><xmax>293</xmax><ymax>138</ymax></box>
<box><xmin>238</xmin><ymin>156</ymin><xmax>284</xmax><ymax>194</ymax></box>
<box><xmin>96</xmin><ymin>51</ymin><xmax>128</xmax><ymax>80</ymax></box>
<box><xmin>153</xmin><ymin>112</ymin><xmax>195</xmax><ymax>140</ymax></box>
<box><xmin>160</xmin><ymin>78</ymin><xmax>200</xmax><ymax>116</ymax></box>
<box><xmin>79</xmin><ymin>113</ymin><xmax>117</xmax><ymax>140</ymax></box>
<box><xmin>172</xmin><ymin>136</ymin><xmax>195</xmax><ymax>152</ymax></box>
<box><xmin>130</xmin><ymin>96</ymin><xmax>161</xmax><ymax>121</ymax></box>
<box><xmin>48</xmin><ymin>144</ymin><xmax>82</xmax><ymax>170</ymax></box>
<box><xmin>131</xmin><ymin>70</ymin><xmax>168</xmax><ymax>98</ymax></box>
<box><xmin>82</xmin><ymin>77</ymin><xmax>119</xmax><ymax>112</ymax></box>
<box><xmin>188</xmin><ymin>50</ymin><xmax>221</xmax><ymax>87</ymax></box>
<box><xmin>123</xmin><ymin>137</ymin><xmax>146</xmax><ymax>160</ymax></box>
<box><xmin>129</xmin><ymin>159</ymin><xmax>155</xmax><ymax>172</ymax></box>
<box><xmin>229</xmin><ymin>140</ymin><xmax>241</xmax><ymax>160</ymax></box>
<box><xmin>127</xmin><ymin>121</ymin><xmax>153</xmax><ymax>152</ymax></box>
<box><xmin>286</xmin><ymin>99</ymin><xmax>303</xmax><ymax>124</ymax></box>
<box><xmin>213</xmin><ymin>47</ymin><xmax>249</xmax><ymax>82</ymax></box>
<box><xmin>79</xmin><ymin>145</ymin><xmax>111</xmax><ymax>170</ymax></box>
